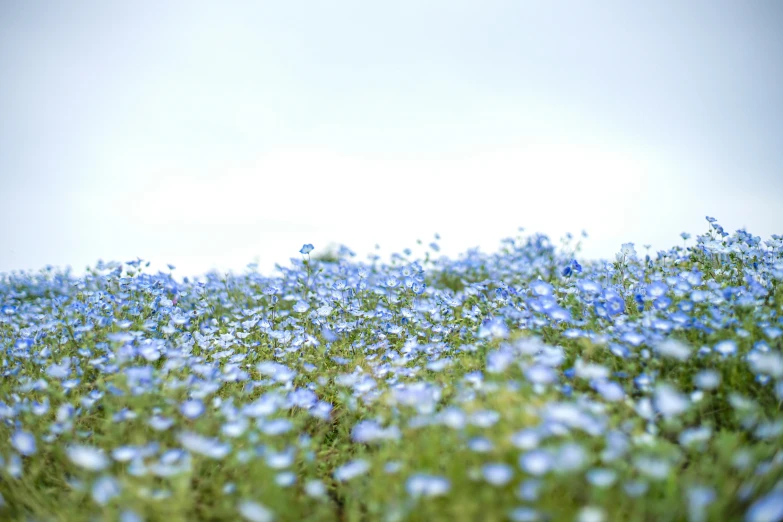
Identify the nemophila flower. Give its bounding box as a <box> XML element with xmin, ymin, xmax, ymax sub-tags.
<box><xmin>470</xmin><ymin>409</ymin><xmax>500</xmax><ymax>428</ymax></box>
<box><xmin>510</xmin><ymin>429</ymin><xmax>540</xmax><ymax>450</ymax></box>
<box><xmin>384</xmin><ymin>461</ymin><xmax>403</xmax><ymax>474</ymax></box>
<box><xmin>763</xmin><ymin>326</ymin><xmax>782</xmax><ymax>340</ymax></box>
<box><xmin>67</xmin><ymin>445</ymin><xmax>109</xmax><ymax>471</ymax></box>
<box><xmin>148</xmin><ymin>415</ymin><xmax>175</xmax><ymax>431</ymax></box>
<box><xmin>11</xmin><ymin>430</ymin><xmax>36</xmax><ymax>456</ymax></box>
<box><xmin>685</xmin><ymin>486</ymin><xmax>716</xmax><ymax>522</ymax></box>
<box><xmin>119</xmin><ymin>510</ymin><xmax>143</xmax><ymax>522</ymax></box>
<box><xmin>604</xmin><ymin>293</ymin><xmax>626</xmax><ymax>316</ymax></box>
<box><xmin>621</xmin><ymin>332</ymin><xmax>645</xmax><ymax>347</ymax></box>
<box><xmin>516</xmin><ymin>479</ymin><xmax>542</xmax><ymax>502</ymax></box>
<box><xmin>646</xmin><ymin>281</ymin><xmax>669</xmax><ymax>300</ymax></box>
<box><xmin>592</xmin><ymin>379</ymin><xmax>625</xmax><ymax>402</ymax></box>
<box><xmin>180</xmin><ymin>399</ymin><xmax>205</xmax><ymax>419</ymax></box>
<box><xmin>609</xmin><ymin>343</ymin><xmax>630</xmax><ymax>359</ymax></box>
<box><xmin>654</xmin><ymin>383</ymin><xmax>690</xmax><ymax>419</ymax></box>
<box><xmin>745</xmin><ymin>490</ymin><xmax>783</xmax><ymax>522</ymax></box>
<box><xmin>507</xmin><ymin>507</ymin><xmax>542</xmax><ymax>522</ymax></box>
<box><xmin>547</xmin><ymin>306</ymin><xmax>571</xmax><ymax>322</ymax></box>
<box><xmin>112</xmin><ymin>446</ymin><xmax>138</xmax><ymax>462</ymax></box>
<box><xmin>575</xmin><ymin>360</ymin><xmax>610</xmax><ymax>381</ymax></box>
<box><xmin>243</xmin><ymin>394</ymin><xmax>282</xmax><ymax>418</ymax></box>
<box><xmin>679</xmin><ymin>426</ymin><xmax>713</xmax><ymax>450</ymax></box>
<box><xmin>487</xmin><ymin>348</ymin><xmax>516</xmax><ymax>373</ymax></box>
<box><xmin>288</xmin><ymin>388</ymin><xmax>318</xmax><ymax>409</ymax></box>
<box><xmin>748</xmin><ymin>351</ymin><xmax>783</xmax><ymax>378</ymax></box>
<box><xmin>384</xmin><ymin>275</ymin><xmax>400</xmax><ymax>289</ymax></box>
<box><xmin>265</xmin><ymin>447</ymin><xmax>295</xmax><ymax>469</ymax></box>
<box><xmin>715</xmin><ymin>339</ymin><xmax>738</xmax><ymax>357</ymax></box>
<box><xmin>586</xmin><ymin>468</ymin><xmax>617</xmax><ymax>488</ymax></box>
<box><xmin>468</xmin><ymin>437</ymin><xmax>494</xmax><ymax>453</ymax></box>
<box><xmin>634</xmin><ymin>455</ymin><xmax>672</xmax><ymax>480</ymax></box>
<box><xmin>299</xmin><ymin>244</ymin><xmax>314</xmax><ymax>255</ymax></box>
<box><xmin>177</xmin><ymin>432</ymin><xmax>230</xmax><ymax>459</ymax></box>
<box><xmin>316</xmin><ymin>304</ymin><xmax>333</xmax><ymax>317</ymax></box>
<box><xmin>530</xmin><ymin>280</ymin><xmax>554</xmax><ymax>297</ymax></box>
<box><xmin>221</xmin><ymin>418</ymin><xmax>249</xmax><ymax>438</ymax></box>
<box><xmin>150</xmin><ymin>449</ymin><xmax>191</xmax><ymax>477</ymax></box>
<box><xmin>554</xmin><ymin>442</ymin><xmax>587</xmax><ymax>472</ymax></box>
<box><xmin>334</xmin><ymin>459</ymin><xmax>370</xmax><ymax>482</ymax></box>
<box><xmin>437</xmin><ymin>407</ymin><xmax>467</xmax><ymax>430</ymax></box>
<box><xmin>478</xmin><ymin>317</ymin><xmax>509</xmax><ymax>339</ymax></box>
<box><xmin>238</xmin><ymin>500</ymin><xmax>275</xmax><ymax>522</ymax></box>
<box><xmin>519</xmin><ymin>450</ymin><xmax>553</xmax><ymax>476</ymax></box>
<box><xmin>275</xmin><ymin>472</ymin><xmax>296</xmax><ymax>487</ymax></box>
<box><xmin>405</xmin><ymin>474</ymin><xmax>451</xmax><ymax>498</ymax></box>
<box><xmin>577</xmin><ymin>506</ymin><xmax>606</xmax><ymax>522</ymax></box>
<box><xmin>482</xmin><ymin>463</ymin><xmax>514</xmax><ymax>486</ymax></box>
<box><xmin>46</xmin><ymin>359</ymin><xmax>71</xmax><ymax>379</ymax></box>
<box><xmin>260</xmin><ymin>418</ymin><xmax>294</xmax><ymax>436</ymax></box>
<box><xmin>620</xmin><ymin>242</ymin><xmax>637</xmax><ymax>258</ymax></box>
<box><xmin>92</xmin><ymin>475</ymin><xmax>121</xmax><ymax>506</ymax></box>
<box><xmin>6</xmin><ymin>454</ymin><xmax>22</xmax><ymax>478</ymax></box>
<box><xmin>257</xmin><ymin>362</ymin><xmax>297</xmax><ymax>383</ymax></box>
<box><xmin>304</xmin><ymin>480</ymin><xmax>327</xmax><ymax>498</ymax></box>
<box><xmin>351</xmin><ymin>420</ymin><xmax>401</xmax><ymax>443</ymax></box>
<box><xmin>310</xmin><ymin>401</ymin><xmax>332</xmax><ymax>420</ymax></box>
<box><xmin>577</xmin><ymin>279</ymin><xmax>603</xmax><ymax>296</ymax></box>
<box><xmin>624</xmin><ymin>480</ymin><xmax>649</xmax><ymax>497</ymax></box>
<box><xmin>525</xmin><ymin>364</ymin><xmax>558</xmax><ymax>385</ymax></box>
<box><xmin>292</xmin><ymin>301</ymin><xmax>309</xmax><ymax>313</ymax></box>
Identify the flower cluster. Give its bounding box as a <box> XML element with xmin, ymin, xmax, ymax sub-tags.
<box><xmin>0</xmin><ymin>218</ymin><xmax>782</xmax><ymax>521</ymax></box>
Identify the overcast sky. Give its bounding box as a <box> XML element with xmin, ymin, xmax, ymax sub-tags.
<box><xmin>1</xmin><ymin>1</ymin><xmax>782</xmax><ymax>277</ymax></box>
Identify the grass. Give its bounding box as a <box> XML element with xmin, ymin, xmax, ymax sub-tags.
<box><xmin>0</xmin><ymin>218</ymin><xmax>782</xmax><ymax>521</ymax></box>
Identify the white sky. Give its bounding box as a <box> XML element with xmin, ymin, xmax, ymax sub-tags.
<box><xmin>1</xmin><ymin>1</ymin><xmax>782</xmax><ymax>277</ymax></box>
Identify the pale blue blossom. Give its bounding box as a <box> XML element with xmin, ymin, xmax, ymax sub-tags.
<box><xmin>238</xmin><ymin>500</ymin><xmax>275</xmax><ymax>522</ymax></box>
<box><xmin>67</xmin><ymin>445</ymin><xmax>109</xmax><ymax>471</ymax></box>
<box><xmin>406</xmin><ymin>474</ymin><xmax>451</xmax><ymax>498</ymax></box>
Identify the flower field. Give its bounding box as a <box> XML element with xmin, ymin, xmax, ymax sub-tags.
<box><xmin>1</xmin><ymin>218</ymin><xmax>782</xmax><ymax>521</ymax></box>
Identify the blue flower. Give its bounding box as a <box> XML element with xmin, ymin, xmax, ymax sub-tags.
<box><xmin>178</xmin><ymin>432</ymin><xmax>231</xmax><ymax>459</ymax></box>
<box><xmin>92</xmin><ymin>475</ymin><xmax>121</xmax><ymax>506</ymax></box>
<box><xmin>745</xmin><ymin>490</ymin><xmax>783</xmax><ymax>522</ymax></box>
<box><xmin>180</xmin><ymin>399</ymin><xmax>205</xmax><ymax>419</ymax></box>
<box><xmin>577</xmin><ymin>279</ymin><xmax>603</xmax><ymax>296</ymax></box>
<box><xmin>67</xmin><ymin>445</ymin><xmax>109</xmax><ymax>471</ymax></box>
<box><xmin>334</xmin><ymin>459</ymin><xmax>370</xmax><ymax>482</ymax></box>
<box><xmin>604</xmin><ymin>293</ymin><xmax>626</xmax><ymax>316</ymax></box>
<box><xmin>11</xmin><ymin>430</ymin><xmax>36</xmax><ymax>456</ymax></box>
<box><xmin>593</xmin><ymin>379</ymin><xmax>625</xmax><ymax>402</ymax></box>
<box><xmin>519</xmin><ymin>450</ymin><xmax>552</xmax><ymax>476</ymax></box>
<box><xmin>715</xmin><ymin>340</ymin><xmax>737</xmax><ymax>357</ymax></box>
<box><xmin>237</xmin><ymin>500</ymin><xmax>275</xmax><ymax>522</ymax></box>
<box><xmin>299</xmin><ymin>244</ymin><xmax>314</xmax><ymax>255</ymax></box>
<box><xmin>406</xmin><ymin>473</ymin><xmax>451</xmax><ymax>498</ymax></box>
<box><xmin>482</xmin><ymin>463</ymin><xmax>514</xmax><ymax>486</ymax></box>
<box><xmin>478</xmin><ymin>317</ymin><xmax>509</xmax><ymax>339</ymax></box>
<box><xmin>530</xmin><ymin>280</ymin><xmax>554</xmax><ymax>297</ymax></box>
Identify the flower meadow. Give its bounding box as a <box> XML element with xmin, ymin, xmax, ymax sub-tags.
<box><xmin>1</xmin><ymin>218</ymin><xmax>783</xmax><ymax>522</ymax></box>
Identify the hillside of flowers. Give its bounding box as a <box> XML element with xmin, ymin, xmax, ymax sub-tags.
<box><xmin>1</xmin><ymin>217</ymin><xmax>782</xmax><ymax>522</ymax></box>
